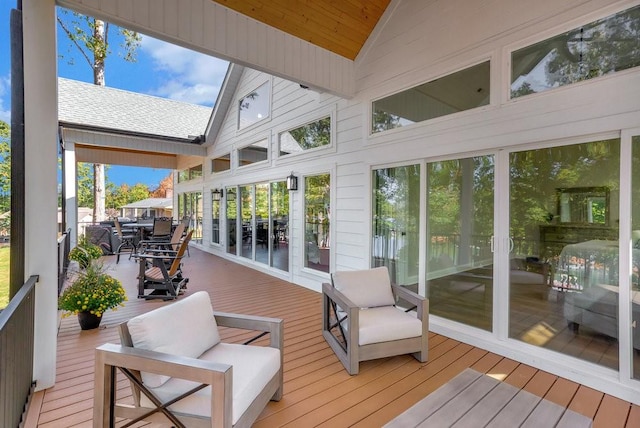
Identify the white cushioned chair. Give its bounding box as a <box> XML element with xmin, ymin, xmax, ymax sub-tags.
<box><xmin>93</xmin><ymin>291</ymin><xmax>283</xmax><ymax>428</ymax></box>
<box><xmin>322</xmin><ymin>266</ymin><xmax>428</xmax><ymax>375</ymax></box>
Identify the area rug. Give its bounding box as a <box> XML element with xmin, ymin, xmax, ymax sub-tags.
<box><xmin>384</xmin><ymin>368</ymin><xmax>592</xmax><ymax>427</ymax></box>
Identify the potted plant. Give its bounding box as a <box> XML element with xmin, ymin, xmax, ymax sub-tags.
<box><xmin>58</xmin><ymin>261</ymin><xmax>127</xmax><ymax>330</ymax></box>
<box><xmin>69</xmin><ymin>234</ymin><xmax>103</xmax><ymax>269</ymax></box>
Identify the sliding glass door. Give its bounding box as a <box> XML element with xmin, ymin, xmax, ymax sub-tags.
<box><xmin>508</xmin><ymin>138</ymin><xmax>621</xmax><ymax>371</ymax></box>
<box><xmin>425</xmin><ymin>156</ymin><xmax>495</xmax><ymax>331</ymax></box>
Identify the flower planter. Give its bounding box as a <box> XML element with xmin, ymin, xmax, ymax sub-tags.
<box><xmin>77</xmin><ymin>311</ymin><xmax>102</xmax><ymax>330</ymax></box>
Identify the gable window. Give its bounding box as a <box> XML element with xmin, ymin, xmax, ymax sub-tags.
<box><xmin>279</xmin><ymin>116</ymin><xmax>331</xmax><ymax>157</ymax></box>
<box><xmin>237</xmin><ymin>139</ymin><xmax>268</xmax><ymax>167</ymax></box>
<box><xmin>238</xmin><ymin>81</ymin><xmax>270</xmax><ymax>130</ymax></box>
<box><xmin>372</xmin><ymin>61</ymin><xmax>490</xmax><ymax>133</ymax></box>
<box><xmin>511</xmin><ymin>4</ymin><xmax>640</xmax><ymax>98</ymax></box>
<box><xmin>211</xmin><ymin>154</ymin><xmax>231</xmax><ymax>173</ymax></box>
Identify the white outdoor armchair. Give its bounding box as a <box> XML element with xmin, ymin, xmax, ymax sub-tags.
<box><xmin>322</xmin><ymin>266</ymin><xmax>428</xmax><ymax>375</ymax></box>
<box><xmin>93</xmin><ymin>291</ymin><xmax>283</xmax><ymax>428</ymax></box>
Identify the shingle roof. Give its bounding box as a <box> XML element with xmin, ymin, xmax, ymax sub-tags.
<box><xmin>120</xmin><ymin>197</ymin><xmax>173</xmax><ymax>209</ymax></box>
<box><xmin>58</xmin><ymin>77</ymin><xmax>212</xmax><ymax>141</ymax></box>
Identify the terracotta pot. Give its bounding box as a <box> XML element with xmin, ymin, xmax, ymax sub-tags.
<box><xmin>77</xmin><ymin>311</ymin><xmax>102</xmax><ymax>330</ymax></box>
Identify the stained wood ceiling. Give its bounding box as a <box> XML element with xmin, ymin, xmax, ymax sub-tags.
<box><xmin>212</xmin><ymin>0</ymin><xmax>391</xmax><ymax>60</ymax></box>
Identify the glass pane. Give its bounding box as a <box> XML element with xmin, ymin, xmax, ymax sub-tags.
<box><xmin>305</xmin><ymin>174</ymin><xmax>330</xmax><ymax>272</ymax></box>
<box><xmin>511</xmin><ymin>5</ymin><xmax>640</xmax><ymax>98</ymax></box>
<box><xmin>211</xmin><ymin>191</ymin><xmax>220</xmax><ymax>245</ymax></box>
<box><xmin>212</xmin><ymin>154</ymin><xmax>231</xmax><ymax>173</ymax></box>
<box><xmin>271</xmin><ymin>181</ymin><xmax>289</xmax><ymax>272</ymax></box>
<box><xmin>372</xmin><ymin>61</ymin><xmax>490</xmax><ymax>133</ymax></box>
<box><xmin>255</xmin><ymin>183</ymin><xmax>269</xmax><ymax>265</ymax></box>
<box><xmin>192</xmin><ymin>191</ymin><xmax>203</xmax><ymax>244</ymax></box>
<box><xmin>631</xmin><ymin>135</ymin><xmax>640</xmax><ymax>379</ymax></box>
<box><xmin>372</xmin><ymin>165</ymin><xmax>420</xmax><ymax>288</ymax></box>
<box><xmin>190</xmin><ymin>165</ymin><xmax>203</xmax><ymax>179</ymax></box>
<box><xmin>226</xmin><ymin>187</ymin><xmax>237</xmax><ymax>255</ymax></box>
<box><xmin>509</xmin><ymin>139</ymin><xmax>620</xmax><ymax>372</ymax></box>
<box><xmin>238</xmin><ymin>81</ymin><xmax>270</xmax><ymax>130</ymax></box>
<box><xmin>426</xmin><ymin>156</ymin><xmax>494</xmax><ymax>331</ymax></box>
<box><xmin>279</xmin><ymin>117</ymin><xmax>331</xmax><ymax>156</ymax></box>
<box><xmin>240</xmin><ymin>185</ymin><xmax>253</xmax><ymax>259</ymax></box>
<box><xmin>238</xmin><ymin>139</ymin><xmax>268</xmax><ymax>167</ymax></box>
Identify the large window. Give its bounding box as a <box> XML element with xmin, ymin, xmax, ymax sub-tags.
<box><xmin>238</xmin><ymin>81</ymin><xmax>270</xmax><ymax>130</ymax></box>
<box><xmin>279</xmin><ymin>117</ymin><xmax>331</xmax><ymax>156</ymax></box>
<box><xmin>372</xmin><ymin>61</ymin><xmax>490</xmax><ymax>133</ymax></box>
<box><xmin>304</xmin><ymin>174</ymin><xmax>331</xmax><ymax>272</ymax></box>
<box><xmin>177</xmin><ymin>191</ymin><xmax>203</xmax><ymax>243</ymax></box>
<box><xmin>238</xmin><ymin>139</ymin><xmax>268</xmax><ymax>167</ymax></box>
<box><xmin>511</xmin><ymin>4</ymin><xmax>640</xmax><ymax>98</ymax></box>
<box><xmin>211</xmin><ymin>190</ymin><xmax>221</xmax><ymax>245</ymax></box>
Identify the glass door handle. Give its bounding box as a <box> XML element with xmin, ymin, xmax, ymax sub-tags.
<box><xmin>508</xmin><ymin>237</ymin><xmax>514</xmax><ymax>253</ymax></box>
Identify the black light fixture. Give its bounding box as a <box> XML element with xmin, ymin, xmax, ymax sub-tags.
<box><xmin>212</xmin><ymin>188</ymin><xmax>223</xmax><ymax>201</ymax></box>
<box><xmin>286</xmin><ymin>172</ymin><xmax>298</xmax><ymax>191</ymax></box>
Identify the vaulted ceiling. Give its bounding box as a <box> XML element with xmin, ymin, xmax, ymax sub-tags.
<box><xmin>212</xmin><ymin>0</ymin><xmax>391</xmax><ymax>60</ymax></box>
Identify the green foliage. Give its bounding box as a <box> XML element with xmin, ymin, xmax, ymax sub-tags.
<box><xmin>58</xmin><ymin>261</ymin><xmax>126</xmax><ymax>317</ymax></box>
<box><xmin>289</xmin><ymin>117</ymin><xmax>331</xmax><ymax>150</ymax></box>
<box><xmin>0</xmin><ymin>121</ymin><xmax>11</xmax><ymax>214</ymax></box>
<box><xmin>106</xmin><ymin>182</ymin><xmax>151</xmax><ymax>210</ymax></box>
<box><xmin>69</xmin><ymin>235</ymin><xmax>103</xmax><ymax>269</ymax></box>
<box><xmin>0</xmin><ymin>247</ymin><xmax>10</xmax><ymax>309</ymax></box>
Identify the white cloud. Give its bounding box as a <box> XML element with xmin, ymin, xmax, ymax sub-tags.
<box><xmin>140</xmin><ymin>36</ymin><xmax>228</xmax><ymax>106</ymax></box>
<box><xmin>0</xmin><ymin>74</ymin><xmax>11</xmax><ymax>124</ymax></box>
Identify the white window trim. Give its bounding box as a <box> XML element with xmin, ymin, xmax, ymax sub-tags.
<box><xmin>235</xmin><ymin>136</ymin><xmax>271</xmax><ymax>171</ymax></box>
<box><xmin>275</xmin><ymin>105</ymin><xmax>337</xmax><ymax>164</ymax></box>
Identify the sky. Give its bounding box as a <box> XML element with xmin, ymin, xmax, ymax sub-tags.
<box><xmin>0</xmin><ymin>2</ymin><xmax>229</xmax><ymax>189</ymax></box>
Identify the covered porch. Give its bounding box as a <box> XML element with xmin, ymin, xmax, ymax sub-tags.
<box><xmin>26</xmin><ymin>247</ymin><xmax>640</xmax><ymax>427</ymax></box>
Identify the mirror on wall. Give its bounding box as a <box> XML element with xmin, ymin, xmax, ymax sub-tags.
<box><xmin>556</xmin><ymin>187</ymin><xmax>609</xmax><ymax>225</ymax></box>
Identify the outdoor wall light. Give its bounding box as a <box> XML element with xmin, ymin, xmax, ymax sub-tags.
<box><xmin>286</xmin><ymin>172</ymin><xmax>298</xmax><ymax>191</ymax></box>
<box><xmin>212</xmin><ymin>188</ymin><xmax>223</xmax><ymax>201</ymax></box>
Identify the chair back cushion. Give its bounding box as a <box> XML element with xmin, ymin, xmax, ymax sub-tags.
<box><xmin>126</xmin><ymin>291</ymin><xmax>221</xmax><ymax>387</ymax></box>
<box><xmin>332</xmin><ymin>266</ymin><xmax>395</xmax><ymax>308</ymax></box>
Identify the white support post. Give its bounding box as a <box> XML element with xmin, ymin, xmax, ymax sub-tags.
<box><xmin>63</xmin><ymin>140</ymin><xmax>78</xmax><ymax>248</ymax></box>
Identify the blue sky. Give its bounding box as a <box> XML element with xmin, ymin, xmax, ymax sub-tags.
<box><xmin>0</xmin><ymin>2</ymin><xmax>228</xmax><ymax>189</ymax></box>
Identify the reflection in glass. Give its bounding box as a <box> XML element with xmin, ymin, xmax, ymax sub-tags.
<box><xmin>240</xmin><ymin>186</ymin><xmax>253</xmax><ymax>259</ymax></box>
<box><xmin>631</xmin><ymin>135</ymin><xmax>640</xmax><ymax>380</ymax></box>
<box><xmin>226</xmin><ymin>187</ymin><xmax>237</xmax><ymax>255</ymax></box>
<box><xmin>238</xmin><ymin>81</ymin><xmax>270</xmax><ymax>130</ymax></box>
<box><xmin>178</xmin><ymin>191</ymin><xmax>202</xmax><ymax>243</ymax></box>
<box><xmin>211</xmin><ymin>191</ymin><xmax>220</xmax><ymax>245</ymax></box>
<box><xmin>255</xmin><ymin>183</ymin><xmax>269</xmax><ymax>265</ymax></box>
<box><xmin>509</xmin><ymin>139</ymin><xmax>620</xmax><ymax>372</ymax></box>
<box><xmin>426</xmin><ymin>156</ymin><xmax>494</xmax><ymax>331</ymax></box>
<box><xmin>511</xmin><ymin>4</ymin><xmax>640</xmax><ymax>98</ymax></box>
<box><xmin>271</xmin><ymin>181</ymin><xmax>289</xmax><ymax>272</ymax></box>
<box><xmin>372</xmin><ymin>165</ymin><xmax>420</xmax><ymax>288</ymax></box>
<box><xmin>372</xmin><ymin>61</ymin><xmax>490</xmax><ymax>133</ymax></box>
<box><xmin>212</xmin><ymin>154</ymin><xmax>231</xmax><ymax>173</ymax></box>
<box><xmin>305</xmin><ymin>174</ymin><xmax>330</xmax><ymax>272</ymax></box>
<box><xmin>238</xmin><ymin>140</ymin><xmax>268</xmax><ymax>167</ymax></box>
<box><xmin>279</xmin><ymin>117</ymin><xmax>331</xmax><ymax>156</ymax></box>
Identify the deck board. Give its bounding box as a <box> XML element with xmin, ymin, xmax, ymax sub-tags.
<box><xmin>28</xmin><ymin>248</ymin><xmax>639</xmax><ymax>427</ymax></box>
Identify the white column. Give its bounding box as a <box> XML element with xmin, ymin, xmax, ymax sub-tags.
<box><xmin>23</xmin><ymin>0</ymin><xmax>58</xmax><ymax>390</ymax></box>
<box><xmin>63</xmin><ymin>140</ymin><xmax>78</xmax><ymax>248</ymax></box>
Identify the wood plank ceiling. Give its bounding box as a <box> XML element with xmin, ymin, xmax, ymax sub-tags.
<box><xmin>212</xmin><ymin>0</ymin><xmax>391</xmax><ymax>60</ymax></box>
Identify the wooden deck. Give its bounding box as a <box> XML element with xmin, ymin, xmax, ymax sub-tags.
<box><xmin>27</xmin><ymin>248</ymin><xmax>640</xmax><ymax>427</ymax></box>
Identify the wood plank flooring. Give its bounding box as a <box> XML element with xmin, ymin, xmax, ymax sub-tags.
<box><xmin>28</xmin><ymin>248</ymin><xmax>640</xmax><ymax>427</ymax></box>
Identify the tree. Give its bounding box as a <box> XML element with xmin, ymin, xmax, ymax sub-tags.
<box><xmin>150</xmin><ymin>173</ymin><xmax>174</xmax><ymax>198</ymax></box>
<box><xmin>0</xmin><ymin>121</ymin><xmax>10</xmax><ymax>214</ymax></box>
<box><xmin>57</xmin><ymin>9</ymin><xmax>141</xmax><ymax>222</ymax></box>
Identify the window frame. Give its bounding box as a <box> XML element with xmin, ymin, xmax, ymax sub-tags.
<box><xmin>236</xmin><ymin>79</ymin><xmax>272</xmax><ymax>132</ymax></box>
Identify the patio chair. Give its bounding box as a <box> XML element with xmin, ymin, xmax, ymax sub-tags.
<box><xmin>147</xmin><ymin>217</ymin><xmax>173</xmax><ymax>242</ymax></box>
<box><xmin>137</xmin><ymin>230</ymin><xmax>192</xmax><ymax>300</ymax></box>
<box><xmin>322</xmin><ymin>266</ymin><xmax>428</xmax><ymax>375</ymax></box>
<box><xmin>93</xmin><ymin>291</ymin><xmax>284</xmax><ymax>428</ymax></box>
<box><xmin>138</xmin><ymin>222</ymin><xmax>185</xmax><ymax>254</ymax></box>
<box><xmin>114</xmin><ymin>219</ymin><xmax>137</xmax><ymax>263</ymax></box>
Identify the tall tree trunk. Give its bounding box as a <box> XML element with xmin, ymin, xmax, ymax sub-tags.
<box><xmin>93</xmin><ymin>19</ymin><xmax>106</xmax><ymax>222</ymax></box>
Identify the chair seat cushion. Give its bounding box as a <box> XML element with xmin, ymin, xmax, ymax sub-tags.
<box><xmin>358</xmin><ymin>306</ymin><xmax>423</xmax><ymax>346</ymax></box>
<box><xmin>127</xmin><ymin>291</ymin><xmax>221</xmax><ymax>387</ymax></box>
<box><xmin>140</xmin><ymin>343</ymin><xmax>281</xmax><ymax>425</ymax></box>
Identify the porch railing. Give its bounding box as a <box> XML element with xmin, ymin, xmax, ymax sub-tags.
<box><xmin>0</xmin><ymin>275</ymin><xmax>38</xmax><ymax>428</ymax></box>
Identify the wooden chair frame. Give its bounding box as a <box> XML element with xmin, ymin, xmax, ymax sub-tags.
<box><xmin>322</xmin><ymin>280</ymin><xmax>429</xmax><ymax>375</ymax></box>
<box><xmin>94</xmin><ymin>312</ymin><xmax>284</xmax><ymax>428</ymax></box>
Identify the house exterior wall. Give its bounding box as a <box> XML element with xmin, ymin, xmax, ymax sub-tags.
<box><xmin>175</xmin><ymin>0</ymin><xmax>640</xmax><ymax>404</ymax></box>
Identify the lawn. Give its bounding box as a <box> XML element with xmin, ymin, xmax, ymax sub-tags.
<box><xmin>0</xmin><ymin>247</ymin><xmax>10</xmax><ymax>309</ymax></box>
